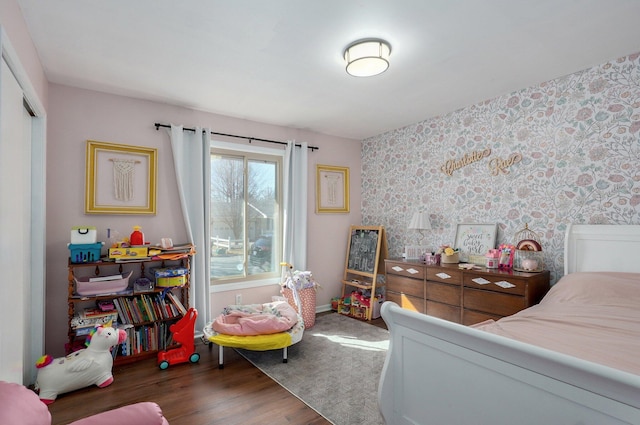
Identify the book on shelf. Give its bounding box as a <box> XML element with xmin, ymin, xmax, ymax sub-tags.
<box><xmin>75</xmin><ymin>327</ymin><xmax>94</xmax><ymax>336</ymax></box>
<box><xmin>81</xmin><ymin>307</ymin><xmax>118</xmax><ymax>319</ymax></box>
<box><xmin>112</xmin><ymin>292</ymin><xmax>184</xmax><ymax>325</ymax></box>
<box><xmin>113</xmin><ymin>299</ymin><xmax>128</xmax><ymax>325</ymax></box>
<box><xmin>71</xmin><ymin>312</ymin><xmax>118</xmax><ymax>330</ymax></box>
<box><xmin>166</xmin><ymin>291</ymin><xmax>187</xmax><ymax>315</ymax></box>
<box><xmin>115</xmin><ymin>322</ymin><xmax>172</xmax><ymax>357</ymax></box>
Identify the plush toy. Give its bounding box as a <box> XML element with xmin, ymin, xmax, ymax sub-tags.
<box><xmin>35</xmin><ymin>325</ymin><xmax>127</xmax><ymax>404</ymax></box>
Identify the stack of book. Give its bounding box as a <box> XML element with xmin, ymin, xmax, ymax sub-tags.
<box><xmin>112</xmin><ymin>292</ymin><xmax>187</xmax><ymax>325</ymax></box>
<box><xmin>71</xmin><ymin>307</ymin><xmax>119</xmax><ymax>336</ymax></box>
<box><xmin>153</xmin><ymin>243</ymin><xmax>195</xmax><ymax>260</ymax></box>
<box><xmin>118</xmin><ymin>321</ymin><xmax>175</xmax><ymax>357</ymax></box>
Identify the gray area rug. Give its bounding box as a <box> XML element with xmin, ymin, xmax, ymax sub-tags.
<box><xmin>237</xmin><ymin>313</ymin><xmax>388</xmax><ymax>425</ymax></box>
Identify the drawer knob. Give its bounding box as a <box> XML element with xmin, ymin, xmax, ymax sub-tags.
<box><xmin>436</xmin><ymin>272</ymin><xmax>451</xmax><ymax>279</ymax></box>
<box><xmin>392</xmin><ymin>266</ymin><xmax>404</xmax><ymax>272</ymax></box>
<box><xmin>472</xmin><ymin>277</ymin><xmax>490</xmax><ymax>285</ymax></box>
<box><xmin>406</xmin><ymin>268</ymin><xmax>420</xmax><ymax>274</ymax></box>
<box><xmin>494</xmin><ymin>280</ymin><xmax>516</xmax><ymax>289</ymax></box>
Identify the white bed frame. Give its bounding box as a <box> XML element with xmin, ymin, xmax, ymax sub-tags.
<box><xmin>378</xmin><ymin>224</ymin><xmax>640</xmax><ymax>425</ymax></box>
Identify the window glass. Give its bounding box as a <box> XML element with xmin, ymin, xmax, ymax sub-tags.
<box><xmin>210</xmin><ymin>149</ymin><xmax>281</xmax><ymax>283</ymax></box>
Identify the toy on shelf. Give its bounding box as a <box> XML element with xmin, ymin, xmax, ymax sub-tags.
<box><xmin>157</xmin><ymin>307</ymin><xmax>200</xmax><ymax>369</ymax></box>
<box><xmin>130</xmin><ymin>225</ymin><xmax>145</xmax><ymax>245</ymax></box>
<box><xmin>35</xmin><ymin>324</ymin><xmax>126</xmax><ymax>404</ymax></box>
<box><xmin>337</xmin><ymin>290</ymin><xmax>384</xmax><ymax>320</ymax></box>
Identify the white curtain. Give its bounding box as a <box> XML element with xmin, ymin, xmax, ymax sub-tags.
<box><xmin>282</xmin><ymin>141</ymin><xmax>308</xmax><ymax>270</ymax></box>
<box><xmin>169</xmin><ymin>124</ymin><xmax>211</xmax><ymax>333</ymax></box>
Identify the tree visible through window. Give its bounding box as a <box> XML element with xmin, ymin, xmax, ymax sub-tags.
<box><xmin>210</xmin><ymin>149</ymin><xmax>281</xmax><ymax>283</ymax></box>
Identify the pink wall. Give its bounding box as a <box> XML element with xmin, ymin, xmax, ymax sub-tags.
<box><xmin>0</xmin><ymin>0</ymin><xmax>48</xmax><ymax>108</ymax></box>
<box><xmin>46</xmin><ymin>84</ymin><xmax>362</xmax><ymax>355</ymax></box>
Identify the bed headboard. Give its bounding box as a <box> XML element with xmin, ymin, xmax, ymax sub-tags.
<box><xmin>564</xmin><ymin>224</ymin><xmax>640</xmax><ymax>275</ymax></box>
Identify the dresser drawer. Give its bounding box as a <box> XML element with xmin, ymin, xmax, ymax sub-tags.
<box><xmin>463</xmin><ymin>287</ymin><xmax>525</xmax><ymax>317</ymax></box>
<box><xmin>387</xmin><ymin>274</ymin><xmax>424</xmax><ymax>298</ymax></box>
<box><xmin>386</xmin><ymin>261</ymin><xmax>426</xmax><ymax>279</ymax></box>
<box><xmin>426</xmin><ymin>281</ymin><xmax>460</xmax><ymax>306</ymax></box>
<box><xmin>387</xmin><ymin>291</ymin><xmax>425</xmax><ymax>314</ymax></box>
<box><xmin>463</xmin><ymin>274</ymin><xmax>527</xmax><ymax>296</ymax></box>
<box><xmin>426</xmin><ymin>267</ymin><xmax>462</xmax><ymax>285</ymax></box>
<box><xmin>426</xmin><ymin>301</ymin><xmax>461</xmax><ymax>323</ymax></box>
<box><xmin>463</xmin><ymin>309</ymin><xmax>501</xmax><ymax>326</ymax></box>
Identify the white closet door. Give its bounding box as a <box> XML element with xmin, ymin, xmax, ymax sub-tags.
<box><xmin>0</xmin><ymin>57</ymin><xmax>28</xmax><ymax>383</ymax></box>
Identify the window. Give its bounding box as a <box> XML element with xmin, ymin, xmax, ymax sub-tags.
<box><xmin>210</xmin><ymin>147</ymin><xmax>282</xmax><ymax>284</ymax></box>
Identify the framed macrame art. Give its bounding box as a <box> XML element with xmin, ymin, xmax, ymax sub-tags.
<box><xmin>85</xmin><ymin>140</ymin><xmax>157</xmax><ymax>214</ymax></box>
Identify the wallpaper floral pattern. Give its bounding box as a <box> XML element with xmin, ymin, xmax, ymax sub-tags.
<box><xmin>362</xmin><ymin>52</ymin><xmax>640</xmax><ymax>284</ymax></box>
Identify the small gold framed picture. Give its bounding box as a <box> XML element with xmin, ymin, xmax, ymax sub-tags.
<box><xmin>316</xmin><ymin>164</ymin><xmax>349</xmax><ymax>213</ymax></box>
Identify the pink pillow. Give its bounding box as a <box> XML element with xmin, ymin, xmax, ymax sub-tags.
<box><xmin>542</xmin><ymin>271</ymin><xmax>640</xmax><ymax>308</ymax></box>
<box><xmin>68</xmin><ymin>402</ymin><xmax>169</xmax><ymax>425</ymax></box>
<box><xmin>0</xmin><ymin>380</ymin><xmax>51</xmax><ymax>425</ymax></box>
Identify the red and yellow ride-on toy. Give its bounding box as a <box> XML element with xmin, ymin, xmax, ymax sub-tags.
<box><xmin>157</xmin><ymin>307</ymin><xmax>200</xmax><ymax>369</ymax></box>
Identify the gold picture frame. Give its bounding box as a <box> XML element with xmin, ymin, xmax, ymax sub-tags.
<box><xmin>316</xmin><ymin>164</ymin><xmax>349</xmax><ymax>213</ymax></box>
<box><xmin>85</xmin><ymin>140</ymin><xmax>157</xmax><ymax>214</ymax></box>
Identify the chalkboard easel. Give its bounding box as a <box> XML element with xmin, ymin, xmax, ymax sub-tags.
<box><xmin>341</xmin><ymin>225</ymin><xmax>388</xmax><ymax>320</ymax></box>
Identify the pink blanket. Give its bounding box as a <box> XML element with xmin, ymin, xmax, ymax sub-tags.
<box><xmin>473</xmin><ymin>272</ymin><xmax>640</xmax><ymax>376</ymax></box>
<box><xmin>212</xmin><ymin>301</ymin><xmax>298</xmax><ymax>336</ymax></box>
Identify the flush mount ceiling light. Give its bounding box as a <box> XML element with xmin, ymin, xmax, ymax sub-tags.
<box><xmin>343</xmin><ymin>39</ymin><xmax>391</xmax><ymax>77</ymax></box>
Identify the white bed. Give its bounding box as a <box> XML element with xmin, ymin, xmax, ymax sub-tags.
<box><xmin>377</xmin><ymin>224</ymin><xmax>640</xmax><ymax>425</ymax></box>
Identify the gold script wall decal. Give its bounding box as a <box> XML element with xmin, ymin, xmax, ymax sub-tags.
<box><xmin>440</xmin><ymin>148</ymin><xmax>491</xmax><ymax>176</ymax></box>
<box><xmin>488</xmin><ymin>153</ymin><xmax>523</xmax><ymax>175</ymax></box>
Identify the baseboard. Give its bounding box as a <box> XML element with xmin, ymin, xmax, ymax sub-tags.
<box><xmin>316</xmin><ymin>304</ymin><xmax>332</xmax><ymax>313</ymax></box>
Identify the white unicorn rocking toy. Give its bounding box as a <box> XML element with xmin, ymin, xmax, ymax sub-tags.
<box><xmin>35</xmin><ymin>324</ymin><xmax>127</xmax><ymax>404</ymax></box>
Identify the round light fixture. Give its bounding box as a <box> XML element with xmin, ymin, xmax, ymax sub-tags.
<box><xmin>343</xmin><ymin>39</ymin><xmax>391</xmax><ymax>77</ymax></box>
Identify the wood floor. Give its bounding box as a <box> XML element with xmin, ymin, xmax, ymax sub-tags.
<box><xmin>46</xmin><ymin>314</ymin><xmax>387</xmax><ymax>425</ymax></box>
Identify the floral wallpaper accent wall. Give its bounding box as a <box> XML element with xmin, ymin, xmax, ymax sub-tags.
<box><xmin>362</xmin><ymin>52</ymin><xmax>640</xmax><ymax>284</ymax></box>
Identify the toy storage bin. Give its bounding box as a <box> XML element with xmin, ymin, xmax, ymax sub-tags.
<box><xmin>70</xmin><ymin>226</ymin><xmax>97</xmax><ymax>244</ymax></box>
<box><xmin>74</xmin><ymin>270</ymin><xmax>132</xmax><ymax>296</ymax></box>
<box><xmin>155</xmin><ymin>275</ymin><xmax>186</xmax><ymax>288</ymax></box>
<box><xmin>149</xmin><ymin>266</ymin><xmax>189</xmax><ymax>278</ymax></box>
<box><xmin>370</xmin><ymin>297</ymin><xmax>383</xmax><ymax>319</ymax></box>
<box><xmin>68</xmin><ymin>242</ymin><xmax>104</xmax><ymax>263</ymax></box>
<box><xmin>146</xmin><ymin>266</ymin><xmax>189</xmax><ymax>288</ymax></box>
<box><xmin>281</xmin><ymin>267</ymin><xmax>318</xmax><ymax>328</ymax></box>
<box><xmin>283</xmin><ymin>286</ymin><xmax>317</xmax><ymax>328</ymax></box>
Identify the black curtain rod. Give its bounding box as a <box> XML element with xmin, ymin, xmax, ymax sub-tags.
<box><xmin>154</xmin><ymin>123</ymin><xmax>318</xmax><ymax>151</ymax></box>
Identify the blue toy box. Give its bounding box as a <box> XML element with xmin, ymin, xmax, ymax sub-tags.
<box><xmin>68</xmin><ymin>242</ymin><xmax>103</xmax><ymax>263</ymax></box>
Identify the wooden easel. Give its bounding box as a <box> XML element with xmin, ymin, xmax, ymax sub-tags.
<box><xmin>341</xmin><ymin>225</ymin><xmax>388</xmax><ymax>320</ymax></box>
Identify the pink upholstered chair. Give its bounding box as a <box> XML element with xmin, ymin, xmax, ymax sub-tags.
<box><xmin>0</xmin><ymin>380</ymin><xmax>169</xmax><ymax>425</ymax></box>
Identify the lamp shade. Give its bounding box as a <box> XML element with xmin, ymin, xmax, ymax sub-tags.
<box><xmin>344</xmin><ymin>39</ymin><xmax>391</xmax><ymax>77</ymax></box>
<box><xmin>408</xmin><ymin>212</ymin><xmax>431</xmax><ymax>230</ymax></box>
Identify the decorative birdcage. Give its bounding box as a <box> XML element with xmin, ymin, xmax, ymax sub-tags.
<box><xmin>512</xmin><ymin>223</ymin><xmax>544</xmax><ymax>272</ymax></box>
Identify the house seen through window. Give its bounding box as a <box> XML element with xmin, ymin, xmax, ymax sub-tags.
<box><xmin>210</xmin><ymin>148</ymin><xmax>282</xmax><ymax>283</ymax></box>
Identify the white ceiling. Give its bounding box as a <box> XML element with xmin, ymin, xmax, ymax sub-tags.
<box><xmin>16</xmin><ymin>0</ymin><xmax>640</xmax><ymax>140</ymax></box>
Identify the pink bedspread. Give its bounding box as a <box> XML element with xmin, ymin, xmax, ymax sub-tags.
<box><xmin>212</xmin><ymin>301</ymin><xmax>298</xmax><ymax>336</ymax></box>
<box><xmin>473</xmin><ymin>272</ymin><xmax>640</xmax><ymax>376</ymax></box>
